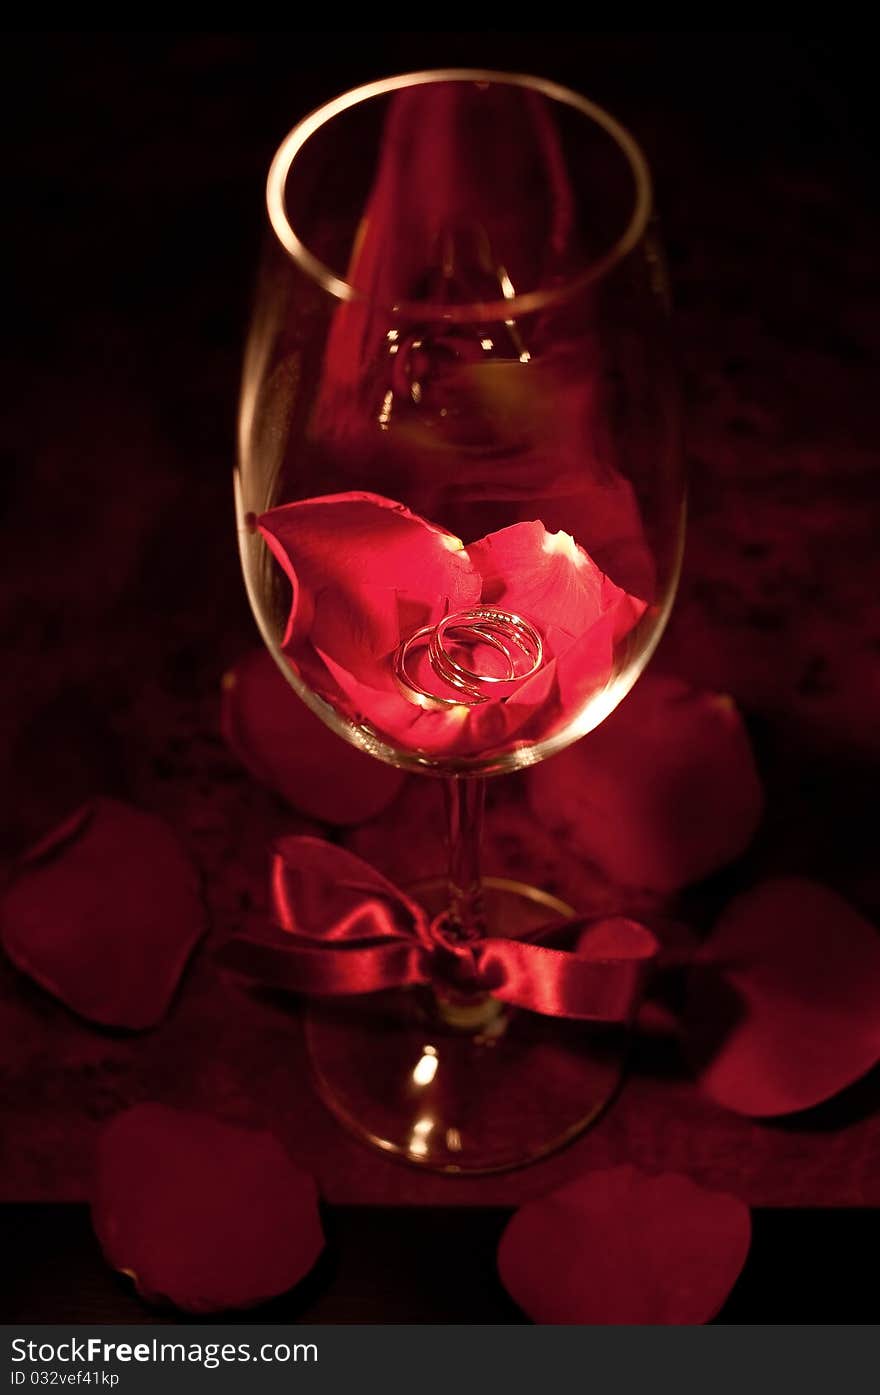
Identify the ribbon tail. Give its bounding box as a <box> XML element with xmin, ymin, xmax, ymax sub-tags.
<box><xmin>216</xmin><ymin>928</ymin><xmax>429</xmax><ymax>996</ymax></box>
<box><xmin>474</xmin><ymin>927</ymin><xmax>659</xmax><ymax>1022</ymax></box>
<box><xmin>271</xmin><ymin>835</ymin><xmax>430</xmax><ymax>946</ymax></box>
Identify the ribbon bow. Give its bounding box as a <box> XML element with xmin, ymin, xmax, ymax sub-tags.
<box><xmin>217</xmin><ymin>837</ymin><xmax>658</xmax><ymax>1022</ymax></box>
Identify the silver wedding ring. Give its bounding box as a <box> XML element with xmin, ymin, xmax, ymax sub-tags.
<box><xmin>394</xmin><ymin>607</ymin><xmax>544</xmax><ymax>709</ymax></box>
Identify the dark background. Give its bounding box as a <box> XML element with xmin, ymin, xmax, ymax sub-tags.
<box><xmin>2</xmin><ymin>32</ymin><xmax>879</xmax><ymax>1212</ymax></box>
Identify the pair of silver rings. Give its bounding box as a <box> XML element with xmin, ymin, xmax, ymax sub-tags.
<box><xmin>394</xmin><ymin>606</ymin><xmax>544</xmax><ymax>710</ymax></box>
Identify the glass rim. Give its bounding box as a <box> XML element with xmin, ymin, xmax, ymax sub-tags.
<box><xmin>266</xmin><ymin>67</ymin><xmax>653</xmax><ymax>323</ymax></box>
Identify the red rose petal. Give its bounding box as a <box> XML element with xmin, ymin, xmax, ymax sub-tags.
<box><xmin>258</xmin><ymin>491</ymin><xmax>479</xmax><ymax>660</ymax></box>
<box><xmin>0</xmin><ymin>799</ymin><xmax>205</xmax><ymax>1029</ymax></box>
<box><xmin>498</xmin><ymin>1165</ymin><xmax>750</xmax><ymax>1325</ymax></box>
<box><xmin>576</xmin><ymin>917</ymin><xmax>658</xmax><ymax>962</ymax></box>
<box><xmin>552</xmin><ymin>608</ymin><xmax>619</xmax><ymax>713</ymax></box>
<box><xmin>221</xmin><ymin>649</ymin><xmax>405</xmax><ymax>825</ymax></box>
<box><xmin>526</xmin><ymin>675</ymin><xmax>763</xmax><ymax>891</ymax></box>
<box><xmin>469</xmin><ymin>522</ymin><xmax>647</xmax><ymax>729</ymax></box>
<box><xmin>685</xmin><ymin>878</ymin><xmax>880</xmax><ymax>1116</ymax></box>
<box><xmin>257</xmin><ymin>494</ymin><xmax>646</xmax><ymax>761</ymax></box>
<box><xmin>319</xmin><ymin>646</ymin><xmax>561</xmax><ymax>759</ymax></box>
<box><xmin>469</xmin><ymin>520</ymin><xmax>643</xmax><ymax>640</ymax></box>
<box><xmin>92</xmin><ymin>1105</ymin><xmax>323</xmax><ymax>1312</ymax></box>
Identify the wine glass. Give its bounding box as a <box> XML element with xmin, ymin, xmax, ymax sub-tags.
<box><xmin>235</xmin><ymin>70</ymin><xmax>684</xmax><ymax>1172</ymax></box>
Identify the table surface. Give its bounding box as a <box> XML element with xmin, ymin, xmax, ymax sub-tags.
<box><xmin>2</xmin><ymin>1204</ymin><xmax>879</xmax><ymax>1325</ymax></box>
<box><xmin>1</xmin><ymin>33</ymin><xmax>879</xmax><ymax>1213</ymax></box>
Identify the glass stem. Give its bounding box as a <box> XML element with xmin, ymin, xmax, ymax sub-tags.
<box><xmin>444</xmin><ymin>776</ymin><xmax>487</xmax><ymax>939</ymax></box>
<box><xmin>436</xmin><ymin>777</ymin><xmax>501</xmax><ymax>1031</ymax></box>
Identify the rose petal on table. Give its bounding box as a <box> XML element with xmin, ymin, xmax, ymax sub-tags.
<box><xmin>526</xmin><ymin>675</ymin><xmax>763</xmax><ymax>891</ymax></box>
<box><xmin>221</xmin><ymin>648</ymin><xmax>405</xmax><ymax>825</ymax></box>
<box><xmin>576</xmin><ymin>917</ymin><xmax>659</xmax><ymax>962</ymax></box>
<box><xmin>92</xmin><ymin>1104</ymin><xmax>323</xmax><ymax>1312</ymax></box>
<box><xmin>498</xmin><ymin>1164</ymin><xmax>750</xmax><ymax>1324</ymax></box>
<box><xmin>685</xmin><ymin>878</ymin><xmax>880</xmax><ymax>1116</ymax></box>
<box><xmin>0</xmin><ymin>799</ymin><xmax>205</xmax><ymax>1029</ymax></box>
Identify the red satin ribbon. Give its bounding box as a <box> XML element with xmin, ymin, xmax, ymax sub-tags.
<box><xmin>217</xmin><ymin>836</ymin><xmax>659</xmax><ymax>1023</ymax></box>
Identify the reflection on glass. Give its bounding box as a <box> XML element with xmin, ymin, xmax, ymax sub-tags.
<box><xmin>412</xmin><ymin>1045</ymin><xmax>439</xmax><ymax>1086</ymax></box>
<box><xmin>408</xmin><ymin>1115</ymin><xmax>436</xmax><ymax>1158</ymax></box>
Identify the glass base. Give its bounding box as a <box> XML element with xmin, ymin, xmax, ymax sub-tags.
<box><xmin>304</xmin><ymin>877</ymin><xmax>626</xmax><ymax>1174</ymax></box>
